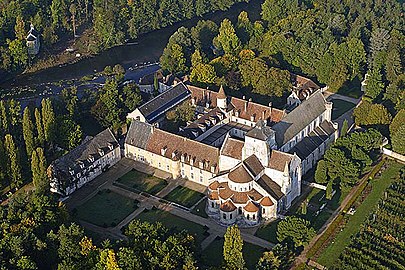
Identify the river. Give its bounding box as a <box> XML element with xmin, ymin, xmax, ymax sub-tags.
<box><xmin>0</xmin><ymin>0</ymin><xmax>263</xmax><ymax>91</ymax></box>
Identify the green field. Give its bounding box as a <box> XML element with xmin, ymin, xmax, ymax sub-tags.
<box><xmin>117</xmin><ymin>169</ymin><xmax>168</xmax><ymax>195</ymax></box>
<box><xmin>201</xmin><ymin>237</ymin><xmax>266</xmax><ymax>269</ymax></box>
<box><xmin>255</xmin><ymin>220</ymin><xmax>280</xmax><ymax>244</ymax></box>
<box><xmin>191</xmin><ymin>199</ymin><xmax>208</xmax><ymax>218</ymax></box>
<box><xmin>76</xmin><ymin>189</ymin><xmax>138</xmax><ymax>227</ymax></box>
<box><xmin>317</xmin><ymin>161</ymin><xmax>404</xmax><ymax>267</ymax></box>
<box><xmin>331</xmin><ymin>99</ymin><xmax>356</xmax><ymax>120</ymax></box>
<box><xmin>163</xmin><ymin>186</ymin><xmax>205</xmax><ymax>208</ymax></box>
<box><xmin>136</xmin><ymin>208</ymin><xmax>208</xmax><ymax>244</ymax></box>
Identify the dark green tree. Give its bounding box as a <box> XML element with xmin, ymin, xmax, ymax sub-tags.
<box><xmin>276</xmin><ymin>216</ymin><xmax>315</xmax><ymax>247</ymax></box>
<box><xmin>4</xmin><ymin>134</ymin><xmax>22</xmax><ymax>188</ymax></box>
<box><xmin>23</xmin><ymin>107</ymin><xmax>35</xmax><ymax>158</ymax></box>
<box><xmin>223</xmin><ymin>225</ymin><xmax>245</xmax><ymax>270</ymax></box>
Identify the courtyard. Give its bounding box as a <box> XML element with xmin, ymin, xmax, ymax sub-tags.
<box><xmin>116</xmin><ymin>169</ymin><xmax>168</xmax><ymax>195</ymax></box>
<box><xmin>163</xmin><ymin>185</ymin><xmax>205</xmax><ymax>208</ymax></box>
<box><xmin>75</xmin><ymin>189</ymin><xmax>138</xmax><ymax>227</ymax></box>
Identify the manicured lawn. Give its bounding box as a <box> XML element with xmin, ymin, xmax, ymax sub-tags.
<box><xmin>163</xmin><ymin>186</ymin><xmax>205</xmax><ymax>208</ymax></box>
<box><xmin>201</xmin><ymin>237</ymin><xmax>266</xmax><ymax>269</ymax></box>
<box><xmin>331</xmin><ymin>99</ymin><xmax>356</xmax><ymax>120</ymax></box>
<box><xmin>76</xmin><ymin>189</ymin><xmax>138</xmax><ymax>227</ymax></box>
<box><xmin>117</xmin><ymin>169</ymin><xmax>168</xmax><ymax>195</ymax></box>
<box><xmin>317</xmin><ymin>161</ymin><xmax>404</xmax><ymax>267</ymax></box>
<box><xmin>191</xmin><ymin>199</ymin><xmax>208</xmax><ymax>218</ymax></box>
<box><xmin>255</xmin><ymin>220</ymin><xmax>280</xmax><ymax>244</ymax></box>
<box><xmin>135</xmin><ymin>208</ymin><xmax>208</xmax><ymax>244</ymax></box>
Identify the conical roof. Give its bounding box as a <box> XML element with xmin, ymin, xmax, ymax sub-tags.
<box><xmin>217</xmin><ymin>85</ymin><xmax>226</xmax><ymax>99</ymax></box>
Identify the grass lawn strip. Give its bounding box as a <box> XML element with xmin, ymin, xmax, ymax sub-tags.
<box><xmin>76</xmin><ymin>189</ymin><xmax>138</xmax><ymax>227</ymax></box>
<box><xmin>136</xmin><ymin>208</ymin><xmax>208</xmax><ymax>244</ymax></box>
<box><xmin>117</xmin><ymin>169</ymin><xmax>168</xmax><ymax>195</ymax></box>
<box><xmin>191</xmin><ymin>199</ymin><xmax>208</xmax><ymax>218</ymax></box>
<box><xmin>317</xmin><ymin>161</ymin><xmax>403</xmax><ymax>267</ymax></box>
<box><xmin>201</xmin><ymin>237</ymin><xmax>266</xmax><ymax>269</ymax></box>
<box><xmin>255</xmin><ymin>220</ymin><xmax>280</xmax><ymax>243</ymax></box>
<box><xmin>163</xmin><ymin>186</ymin><xmax>205</xmax><ymax>208</ymax></box>
<box><xmin>331</xmin><ymin>99</ymin><xmax>355</xmax><ymax>120</ymax></box>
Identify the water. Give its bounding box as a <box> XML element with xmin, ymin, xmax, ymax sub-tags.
<box><xmin>0</xmin><ymin>0</ymin><xmax>263</xmax><ymax>90</ymax></box>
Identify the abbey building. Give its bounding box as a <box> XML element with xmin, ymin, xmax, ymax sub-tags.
<box><xmin>125</xmin><ymin>78</ymin><xmax>338</xmax><ymax>226</ymax></box>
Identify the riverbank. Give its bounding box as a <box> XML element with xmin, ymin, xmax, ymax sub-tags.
<box><xmin>0</xmin><ymin>0</ymin><xmax>263</xmax><ymax>91</ymax></box>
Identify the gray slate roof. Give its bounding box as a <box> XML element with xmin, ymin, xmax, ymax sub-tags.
<box><xmin>138</xmin><ymin>83</ymin><xmax>190</xmax><ymax>122</ymax></box>
<box><xmin>272</xmin><ymin>90</ymin><xmax>327</xmax><ymax>147</ymax></box>
<box><xmin>289</xmin><ymin>121</ymin><xmax>336</xmax><ymax>160</ymax></box>
<box><xmin>246</xmin><ymin>120</ymin><xmax>275</xmax><ymax>140</ymax></box>
<box><xmin>125</xmin><ymin>120</ymin><xmax>153</xmax><ymax>149</ymax></box>
<box><xmin>243</xmin><ymin>155</ymin><xmax>264</xmax><ymax>176</ymax></box>
<box><xmin>51</xmin><ymin>128</ymin><xmax>118</xmax><ymax>175</ymax></box>
<box><xmin>257</xmin><ymin>174</ymin><xmax>284</xmax><ymax>200</ymax></box>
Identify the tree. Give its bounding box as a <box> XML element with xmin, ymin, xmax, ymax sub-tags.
<box><xmin>14</xmin><ymin>16</ymin><xmax>26</xmax><ymax>40</ymax></box>
<box><xmin>191</xmin><ymin>20</ymin><xmax>218</xmax><ymax>53</ymax></box>
<box><xmin>0</xmin><ymin>100</ymin><xmax>9</xmax><ymax>133</ymax></box>
<box><xmin>223</xmin><ymin>225</ymin><xmax>245</xmax><ymax>270</ymax></box>
<box><xmin>214</xmin><ymin>19</ymin><xmax>240</xmax><ymax>55</ymax></box>
<box><xmin>276</xmin><ymin>216</ymin><xmax>315</xmax><ymax>247</ymax></box>
<box><xmin>341</xmin><ymin>119</ymin><xmax>349</xmax><ymax>137</ymax></box>
<box><xmin>365</xmin><ymin>68</ymin><xmax>384</xmax><ymax>100</ymax></box>
<box><xmin>191</xmin><ymin>50</ymin><xmax>204</xmax><ymax>68</ymax></box>
<box><xmin>69</xmin><ymin>4</ymin><xmax>77</xmax><ymax>38</ymax></box>
<box><xmin>31</xmin><ymin>148</ymin><xmax>48</xmax><ymax>194</ymax></box>
<box><xmin>96</xmin><ymin>249</ymin><xmax>120</xmax><ymax>270</ymax></box>
<box><xmin>190</xmin><ymin>63</ymin><xmax>217</xmax><ymax>84</ymax></box>
<box><xmin>23</xmin><ymin>107</ymin><xmax>35</xmax><ymax>157</ymax></box>
<box><xmin>35</xmin><ymin>108</ymin><xmax>45</xmax><ymax>146</ymax></box>
<box><xmin>160</xmin><ymin>43</ymin><xmax>187</xmax><ymax>74</ymax></box>
<box><xmin>54</xmin><ymin>116</ymin><xmax>83</xmax><ymax>150</ymax></box>
<box><xmin>122</xmin><ymin>84</ymin><xmax>142</xmax><ymax>112</ymax></box>
<box><xmin>353</xmin><ymin>101</ymin><xmax>392</xmax><ymax>126</ymax></box>
<box><xmin>346</xmin><ymin>38</ymin><xmax>366</xmax><ymax>79</ymax></box>
<box><xmin>256</xmin><ymin>251</ymin><xmax>280</xmax><ymax>270</ymax></box>
<box><xmin>301</xmin><ymin>199</ymin><xmax>307</xmax><ymax>215</ymax></box>
<box><xmin>326</xmin><ymin>180</ymin><xmax>333</xmax><ymax>200</ymax></box>
<box><xmin>389</xmin><ymin>109</ymin><xmax>405</xmax><ymax>135</ymax></box>
<box><xmin>41</xmin><ymin>99</ymin><xmax>56</xmax><ymax>143</ymax></box>
<box><xmin>7</xmin><ymin>39</ymin><xmax>28</xmax><ymax>70</ymax></box>
<box><xmin>391</xmin><ymin>125</ymin><xmax>405</xmax><ymax>155</ymax></box>
<box><xmin>4</xmin><ymin>134</ymin><xmax>22</xmax><ymax>188</ymax></box>
<box><xmin>61</xmin><ymin>86</ymin><xmax>78</xmax><ymax>117</ymax></box>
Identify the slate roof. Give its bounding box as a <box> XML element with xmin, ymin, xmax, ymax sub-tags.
<box><xmin>246</xmin><ymin>120</ymin><xmax>275</xmax><ymax>140</ymax></box>
<box><xmin>125</xmin><ymin>120</ymin><xmax>153</xmax><ymax>148</ymax></box>
<box><xmin>138</xmin><ymin>82</ymin><xmax>190</xmax><ymax>122</ymax></box>
<box><xmin>272</xmin><ymin>90</ymin><xmax>327</xmax><ymax>147</ymax></box>
<box><xmin>289</xmin><ymin>121</ymin><xmax>336</xmax><ymax>160</ymax></box>
<box><xmin>243</xmin><ymin>155</ymin><xmax>264</xmax><ymax>176</ymax></box>
<box><xmin>50</xmin><ymin>129</ymin><xmax>118</xmax><ymax>175</ymax></box>
<box><xmin>256</xmin><ymin>174</ymin><xmax>284</xmax><ymax>200</ymax></box>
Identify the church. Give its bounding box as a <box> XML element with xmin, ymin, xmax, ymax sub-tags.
<box><xmin>125</xmin><ymin>77</ymin><xmax>338</xmax><ymax>226</ymax></box>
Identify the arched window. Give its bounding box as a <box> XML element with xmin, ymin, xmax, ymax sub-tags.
<box><xmin>211</xmin><ymin>202</ymin><xmax>214</xmax><ymax>207</ymax></box>
<box><xmin>230</xmin><ymin>213</ymin><xmax>233</xmax><ymax>219</ymax></box>
<box><xmin>238</xmin><ymin>207</ymin><xmax>242</xmax><ymax>215</ymax></box>
<box><xmin>262</xmin><ymin>208</ymin><xmax>265</xmax><ymax>214</ymax></box>
<box><xmin>247</xmin><ymin>214</ymin><xmax>250</xmax><ymax>220</ymax></box>
<box><xmin>253</xmin><ymin>214</ymin><xmax>256</xmax><ymax>220</ymax></box>
<box><xmin>223</xmin><ymin>213</ymin><xmax>226</xmax><ymax>219</ymax></box>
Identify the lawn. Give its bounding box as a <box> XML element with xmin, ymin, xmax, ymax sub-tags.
<box><xmin>331</xmin><ymin>99</ymin><xmax>356</xmax><ymax>120</ymax></box>
<box><xmin>117</xmin><ymin>169</ymin><xmax>168</xmax><ymax>195</ymax></box>
<box><xmin>191</xmin><ymin>199</ymin><xmax>208</xmax><ymax>218</ymax></box>
<box><xmin>76</xmin><ymin>189</ymin><xmax>138</xmax><ymax>227</ymax></box>
<box><xmin>255</xmin><ymin>220</ymin><xmax>280</xmax><ymax>244</ymax></box>
<box><xmin>337</xmin><ymin>77</ymin><xmax>363</xmax><ymax>99</ymax></box>
<box><xmin>135</xmin><ymin>208</ymin><xmax>208</xmax><ymax>244</ymax></box>
<box><xmin>163</xmin><ymin>186</ymin><xmax>205</xmax><ymax>208</ymax></box>
<box><xmin>317</xmin><ymin>161</ymin><xmax>404</xmax><ymax>267</ymax></box>
<box><xmin>201</xmin><ymin>237</ymin><xmax>266</xmax><ymax>269</ymax></box>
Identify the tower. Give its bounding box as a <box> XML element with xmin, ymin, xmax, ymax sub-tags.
<box><xmin>217</xmin><ymin>85</ymin><xmax>227</xmax><ymax>109</ymax></box>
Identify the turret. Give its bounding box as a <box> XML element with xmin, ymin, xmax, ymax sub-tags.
<box><xmin>217</xmin><ymin>85</ymin><xmax>227</xmax><ymax>109</ymax></box>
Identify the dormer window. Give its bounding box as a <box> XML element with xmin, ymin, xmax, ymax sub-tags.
<box><xmin>88</xmin><ymin>155</ymin><xmax>95</xmax><ymax>163</ymax></box>
<box><xmin>199</xmin><ymin>161</ymin><xmax>204</xmax><ymax>169</ymax></box>
<box><xmin>108</xmin><ymin>143</ymin><xmax>114</xmax><ymax>151</ymax></box>
<box><xmin>161</xmin><ymin>146</ymin><xmax>167</xmax><ymax>156</ymax></box>
<box><xmin>211</xmin><ymin>165</ymin><xmax>216</xmax><ymax>173</ymax></box>
<box><xmin>98</xmin><ymin>148</ymin><xmax>105</xmax><ymax>156</ymax></box>
<box><xmin>181</xmin><ymin>154</ymin><xmax>186</xmax><ymax>162</ymax></box>
<box><xmin>69</xmin><ymin>168</ymin><xmax>74</xmax><ymax>176</ymax></box>
<box><xmin>78</xmin><ymin>161</ymin><xmax>85</xmax><ymax>169</ymax></box>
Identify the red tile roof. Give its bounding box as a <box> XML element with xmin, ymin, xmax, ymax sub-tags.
<box><xmin>216</xmin><ymin>182</ymin><xmax>263</xmax><ymax>204</ymax></box>
<box><xmin>221</xmin><ymin>137</ymin><xmax>244</xmax><ymax>160</ymax></box>
<box><xmin>228</xmin><ymin>164</ymin><xmax>253</xmax><ymax>184</ymax></box>
<box><xmin>260</xmin><ymin>196</ymin><xmax>274</xmax><ymax>206</ymax></box>
<box><xmin>268</xmin><ymin>150</ymin><xmax>293</xmax><ymax>172</ymax></box>
<box><xmin>244</xmin><ymin>201</ymin><xmax>259</xmax><ymax>212</ymax></box>
<box><xmin>220</xmin><ymin>200</ymin><xmax>236</xmax><ymax>212</ymax></box>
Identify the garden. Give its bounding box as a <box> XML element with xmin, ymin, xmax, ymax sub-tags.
<box><xmin>163</xmin><ymin>186</ymin><xmax>205</xmax><ymax>208</ymax></box>
<box><xmin>116</xmin><ymin>169</ymin><xmax>168</xmax><ymax>195</ymax></box>
<box><xmin>191</xmin><ymin>199</ymin><xmax>208</xmax><ymax>218</ymax></box>
<box><xmin>75</xmin><ymin>189</ymin><xmax>138</xmax><ymax>227</ymax></box>
<box><xmin>316</xmin><ymin>161</ymin><xmax>404</xmax><ymax>267</ymax></box>
<box><xmin>201</xmin><ymin>236</ymin><xmax>266</xmax><ymax>269</ymax></box>
<box><xmin>135</xmin><ymin>207</ymin><xmax>209</xmax><ymax>245</ymax></box>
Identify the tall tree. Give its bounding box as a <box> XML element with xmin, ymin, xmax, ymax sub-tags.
<box><xmin>276</xmin><ymin>216</ymin><xmax>315</xmax><ymax>247</ymax></box>
<box><xmin>23</xmin><ymin>107</ymin><xmax>35</xmax><ymax>158</ymax></box>
<box><xmin>4</xmin><ymin>134</ymin><xmax>22</xmax><ymax>188</ymax></box>
<box><xmin>365</xmin><ymin>68</ymin><xmax>384</xmax><ymax>100</ymax></box>
<box><xmin>0</xmin><ymin>100</ymin><xmax>9</xmax><ymax>134</ymax></box>
<box><xmin>223</xmin><ymin>225</ymin><xmax>245</xmax><ymax>270</ymax></box>
<box><xmin>31</xmin><ymin>147</ymin><xmax>48</xmax><ymax>194</ymax></box>
<box><xmin>35</xmin><ymin>108</ymin><xmax>45</xmax><ymax>146</ymax></box>
<box><xmin>214</xmin><ymin>19</ymin><xmax>241</xmax><ymax>55</ymax></box>
<box><xmin>41</xmin><ymin>98</ymin><xmax>56</xmax><ymax>143</ymax></box>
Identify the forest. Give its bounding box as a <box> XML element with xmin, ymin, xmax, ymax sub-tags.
<box><xmin>0</xmin><ymin>0</ymin><xmax>248</xmax><ymax>73</ymax></box>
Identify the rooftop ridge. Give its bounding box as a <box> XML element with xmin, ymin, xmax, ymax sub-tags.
<box><xmin>139</xmin><ymin>81</ymin><xmax>187</xmax><ymax>109</ymax></box>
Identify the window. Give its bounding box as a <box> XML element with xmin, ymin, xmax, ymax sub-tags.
<box><xmin>158</xmin><ymin>162</ymin><xmax>161</xmax><ymax>168</ymax></box>
<box><xmin>238</xmin><ymin>207</ymin><xmax>242</xmax><ymax>214</ymax></box>
<box><xmin>181</xmin><ymin>170</ymin><xmax>184</xmax><ymax>176</ymax></box>
<box><xmin>200</xmin><ymin>176</ymin><xmax>203</xmax><ymax>182</ymax></box>
<box><xmin>247</xmin><ymin>214</ymin><xmax>250</xmax><ymax>220</ymax></box>
<box><xmin>182</xmin><ymin>163</ymin><xmax>184</xmax><ymax>167</ymax></box>
<box><xmin>191</xmin><ymin>173</ymin><xmax>194</xmax><ymax>179</ymax></box>
<box><xmin>211</xmin><ymin>202</ymin><xmax>214</xmax><ymax>207</ymax></box>
<box><xmin>223</xmin><ymin>213</ymin><xmax>226</xmax><ymax>219</ymax></box>
<box><xmin>166</xmin><ymin>165</ymin><xmax>169</xmax><ymax>170</ymax></box>
<box><xmin>253</xmin><ymin>214</ymin><xmax>256</xmax><ymax>220</ymax></box>
<box><xmin>230</xmin><ymin>213</ymin><xmax>233</xmax><ymax>219</ymax></box>
<box><xmin>262</xmin><ymin>208</ymin><xmax>265</xmax><ymax>214</ymax></box>
<box><xmin>190</xmin><ymin>166</ymin><xmax>193</xmax><ymax>171</ymax></box>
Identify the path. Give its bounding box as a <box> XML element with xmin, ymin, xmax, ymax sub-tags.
<box><xmin>290</xmin><ymin>158</ymin><xmax>384</xmax><ymax>269</ymax></box>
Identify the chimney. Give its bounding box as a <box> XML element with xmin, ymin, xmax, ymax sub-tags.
<box><xmin>268</xmin><ymin>102</ymin><xmax>272</xmax><ymax>107</ymax></box>
<box><xmin>244</xmin><ymin>99</ymin><xmax>248</xmax><ymax>112</ymax></box>
<box><xmin>262</xmin><ymin>110</ymin><xmax>265</xmax><ymax>119</ymax></box>
<box><xmin>242</xmin><ymin>96</ymin><xmax>246</xmax><ymax>100</ymax></box>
